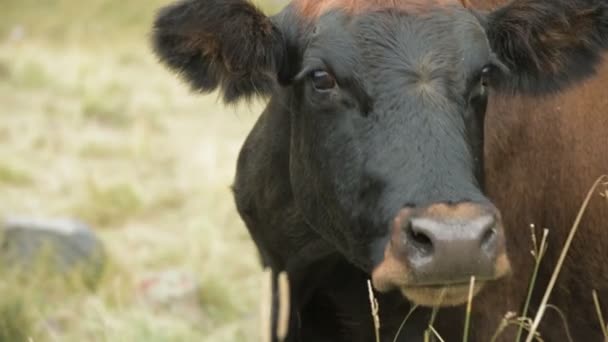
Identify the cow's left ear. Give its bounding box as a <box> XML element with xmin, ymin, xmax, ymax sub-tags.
<box><xmin>486</xmin><ymin>0</ymin><xmax>608</xmax><ymax>94</ymax></box>
<box><xmin>152</xmin><ymin>0</ymin><xmax>286</xmax><ymax>103</ymax></box>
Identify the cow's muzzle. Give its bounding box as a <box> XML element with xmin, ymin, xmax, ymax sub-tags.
<box><xmin>372</xmin><ymin>203</ymin><xmax>511</xmax><ymax>306</ymax></box>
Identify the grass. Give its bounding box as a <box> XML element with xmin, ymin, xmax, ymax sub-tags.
<box><xmin>462</xmin><ymin>277</ymin><xmax>475</xmax><ymax>342</ymax></box>
<box><xmin>0</xmin><ymin>255</ymin><xmax>112</xmax><ymax>342</ymax></box>
<box><xmin>0</xmin><ymin>0</ymin><xmax>280</xmax><ymax>340</ymax></box>
<box><xmin>524</xmin><ymin>175</ymin><xmax>608</xmax><ymax>342</ymax></box>
<box><xmin>1</xmin><ymin>0</ymin><xmax>606</xmax><ymax>341</ymax></box>
<box><xmin>515</xmin><ymin>226</ymin><xmax>549</xmax><ymax>342</ymax></box>
<box><xmin>368</xmin><ymin>280</ymin><xmax>381</xmax><ymax>342</ymax></box>
<box><xmin>0</xmin><ymin>286</ymin><xmax>36</xmax><ymax>342</ymax></box>
<box><xmin>593</xmin><ymin>290</ymin><xmax>608</xmax><ymax>340</ymax></box>
<box><xmin>12</xmin><ymin>60</ymin><xmax>50</xmax><ymax>89</ymax></box>
<box><xmin>72</xmin><ymin>181</ymin><xmax>142</xmax><ymax>227</ymax></box>
<box><xmin>0</xmin><ymin>162</ymin><xmax>33</xmax><ymax>186</ymax></box>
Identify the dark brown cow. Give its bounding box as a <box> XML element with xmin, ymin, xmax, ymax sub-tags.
<box><xmin>151</xmin><ymin>0</ymin><xmax>608</xmax><ymax>340</ymax></box>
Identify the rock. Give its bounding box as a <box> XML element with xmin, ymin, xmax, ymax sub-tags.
<box><xmin>0</xmin><ymin>217</ymin><xmax>106</xmax><ymax>288</ymax></box>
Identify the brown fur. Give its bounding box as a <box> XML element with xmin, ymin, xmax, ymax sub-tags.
<box><xmin>293</xmin><ymin>0</ymin><xmax>463</xmax><ymax>19</ymax></box>
<box><xmin>477</xmin><ymin>56</ymin><xmax>608</xmax><ymax>342</ymax></box>
<box><xmin>440</xmin><ymin>0</ymin><xmax>608</xmax><ymax>340</ymax></box>
<box><xmin>372</xmin><ymin>213</ymin><xmax>413</xmax><ymax>291</ymax></box>
<box><xmin>460</xmin><ymin>0</ymin><xmax>473</xmax><ymax>9</ymax></box>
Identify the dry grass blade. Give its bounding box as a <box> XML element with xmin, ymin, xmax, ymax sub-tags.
<box><xmin>260</xmin><ymin>269</ymin><xmax>273</xmax><ymax>342</ymax></box>
<box><xmin>276</xmin><ymin>272</ymin><xmax>291</xmax><ymax>341</ymax></box>
<box><xmin>424</xmin><ymin>329</ymin><xmax>431</xmax><ymax>342</ymax></box>
<box><xmin>545</xmin><ymin>304</ymin><xmax>573</xmax><ymax>342</ymax></box>
<box><xmin>423</xmin><ymin>288</ymin><xmax>446</xmax><ymax>341</ymax></box>
<box><xmin>593</xmin><ymin>290</ymin><xmax>608</xmax><ymax>341</ymax></box>
<box><xmin>368</xmin><ymin>280</ymin><xmax>381</xmax><ymax>342</ymax></box>
<box><xmin>525</xmin><ymin>175</ymin><xmax>608</xmax><ymax>342</ymax></box>
<box><xmin>491</xmin><ymin>314</ymin><xmax>545</xmax><ymax>342</ymax></box>
<box><xmin>429</xmin><ymin>326</ymin><xmax>446</xmax><ymax>342</ymax></box>
<box><xmin>530</xmin><ymin>224</ymin><xmax>538</xmax><ymax>256</ymax></box>
<box><xmin>392</xmin><ymin>304</ymin><xmax>419</xmax><ymax>342</ymax></box>
<box><xmin>463</xmin><ymin>276</ymin><xmax>475</xmax><ymax>342</ymax></box>
<box><xmin>516</xmin><ymin>227</ymin><xmax>549</xmax><ymax>342</ymax></box>
<box><xmin>600</xmin><ymin>181</ymin><xmax>608</xmax><ymax>199</ymax></box>
<box><xmin>490</xmin><ymin>311</ymin><xmax>516</xmax><ymax>342</ymax></box>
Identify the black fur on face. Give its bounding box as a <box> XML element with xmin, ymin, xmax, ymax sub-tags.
<box><xmin>284</xmin><ymin>7</ymin><xmax>495</xmax><ymax>269</ymax></box>
<box><xmin>152</xmin><ymin>0</ymin><xmax>608</xmax><ymax>270</ymax></box>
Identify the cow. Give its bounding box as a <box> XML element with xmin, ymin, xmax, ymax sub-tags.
<box><xmin>151</xmin><ymin>0</ymin><xmax>608</xmax><ymax>340</ymax></box>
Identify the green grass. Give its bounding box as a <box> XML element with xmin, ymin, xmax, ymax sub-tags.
<box><xmin>81</xmin><ymin>94</ymin><xmax>131</xmax><ymax>128</ymax></box>
<box><xmin>79</xmin><ymin>141</ymin><xmax>133</xmax><ymax>159</ymax></box>
<box><xmin>0</xmin><ymin>0</ymin><xmax>278</xmax><ymax>340</ymax></box>
<box><xmin>8</xmin><ymin>60</ymin><xmax>50</xmax><ymax>89</ymax></box>
<box><xmin>72</xmin><ymin>182</ymin><xmax>142</xmax><ymax>227</ymax></box>
<box><xmin>0</xmin><ymin>162</ymin><xmax>33</xmax><ymax>186</ymax></box>
<box><xmin>0</xmin><ymin>255</ymin><xmax>113</xmax><ymax>342</ymax></box>
<box><xmin>0</xmin><ymin>291</ymin><xmax>35</xmax><ymax>342</ymax></box>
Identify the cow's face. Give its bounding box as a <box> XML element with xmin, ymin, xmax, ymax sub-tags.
<box><xmin>153</xmin><ymin>0</ymin><xmax>608</xmax><ymax>306</ymax></box>
<box><xmin>285</xmin><ymin>5</ymin><xmax>508</xmax><ymax>305</ymax></box>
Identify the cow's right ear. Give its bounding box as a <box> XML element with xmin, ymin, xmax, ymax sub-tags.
<box><xmin>152</xmin><ymin>0</ymin><xmax>286</xmax><ymax>103</ymax></box>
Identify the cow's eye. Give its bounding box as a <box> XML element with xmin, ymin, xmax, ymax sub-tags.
<box><xmin>480</xmin><ymin>66</ymin><xmax>492</xmax><ymax>88</ymax></box>
<box><xmin>311</xmin><ymin>70</ymin><xmax>336</xmax><ymax>91</ymax></box>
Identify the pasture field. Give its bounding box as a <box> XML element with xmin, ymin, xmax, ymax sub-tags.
<box><xmin>2</xmin><ymin>1</ymin><xmax>606</xmax><ymax>341</ymax></box>
<box><xmin>0</xmin><ymin>0</ymin><xmax>286</xmax><ymax>340</ymax></box>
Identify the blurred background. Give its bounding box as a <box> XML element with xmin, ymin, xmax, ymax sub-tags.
<box><xmin>0</xmin><ymin>0</ymin><xmax>287</xmax><ymax>341</ymax></box>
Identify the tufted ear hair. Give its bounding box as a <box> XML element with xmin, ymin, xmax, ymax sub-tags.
<box><xmin>152</xmin><ymin>0</ymin><xmax>287</xmax><ymax>103</ymax></box>
<box><xmin>486</xmin><ymin>0</ymin><xmax>608</xmax><ymax>94</ymax></box>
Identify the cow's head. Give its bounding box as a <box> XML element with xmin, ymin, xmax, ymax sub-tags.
<box><xmin>152</xmin><ymin>0</ymin><xmax>608</xmax><ymax>306</ymax></box>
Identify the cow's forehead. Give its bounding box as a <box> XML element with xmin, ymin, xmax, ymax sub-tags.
<box><xmin>303</xmin><ymin>5</ymin><xmax>490</xmax><ymax>79</ymax></box>
<box><xmin>294</xmin><ymin>0</ymin><xmax>466</xmax><ymax>19</ymax></box>
<box><xmin>300</xmin><ymin>6</ymin><xmax>492</xmax><ymax>113</ymax></box>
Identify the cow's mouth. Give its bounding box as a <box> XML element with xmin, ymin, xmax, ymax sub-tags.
<box><xmin>371</xmin><ymin>248</ymin><xmax>511</xmax><ymax>307</ymax></box>
<box><xmin>399</xmin><ymin>282</ymin><xmax>485</xmax><ymax>307</ymax></box>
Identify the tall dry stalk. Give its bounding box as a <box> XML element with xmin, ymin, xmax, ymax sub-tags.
<box><xmin>421</xmin><ymin>289</ymin><xmax>446</xmax><ymax>342</ymax></box>
<box><xmin>593</xmin><ymin>290</ymin><xmax>608</xmax><ymax>341</ymax></box>
<box><xmin>428</xmin><ymin>326</ymin><xmax>446</xmax><ymax>342</ymax></box>
<box><xmin>392</xmin><ymin>304</ymin><xmax>419</xmax><ymax>342</ymax></box>
<box><xmin>525</xmin><ymin>175</ymin><xmax>608</xmax><ymax>342</ymax></box>
<box><xmin>276</xmin><ymin>272</ymin><xmax>291</xmax><ymax>342</ymax></box>
<box><xmin>545</xmin><ymin>304</ymin><xmax>573</xmax><ymax>342</ymax></box>
<box><xmin>515</xmin><ymin>226</ymin><xmax>549</xmax><ymax>342</ymax></box>
<box><xmin>260</xmin><ymin>269</ymin><xmax>272</xmax><ymax>342</ymax></box>
<box><xmin>462</xmin><ymin>276</ymin><xmax>475</xmax><ymax>342</ymax></box>
<box><xmin>367</xmin><ymin>280</ymin><xmax>381</xmax><ymax>342</ymax></box>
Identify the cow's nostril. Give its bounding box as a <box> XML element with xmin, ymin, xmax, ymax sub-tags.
<box><xmin>406</xmin><ymin>222</ymin><xmax>434</xmax><ymax>256</ymax></box>
<box><xmin>480</xmin><ymin>223</ymin><xmax>498</xmax><ymax>252</ymax></box>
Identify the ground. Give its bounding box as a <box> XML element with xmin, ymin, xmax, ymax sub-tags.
<box><xmin>2</xmin><ymin>1</ymin><xmax>606</xmax><ymax>341</ymax></box>
<box><xmin>0</xmin><ymin>0</ymin><xmax>285</xmax><ymax>341</ymax></box>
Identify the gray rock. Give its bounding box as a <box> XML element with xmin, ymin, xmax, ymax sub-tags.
<box><xmin>0</xmin><ymin>217</ymin><xmax>106</xmax><ymax>288</ymax></box>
